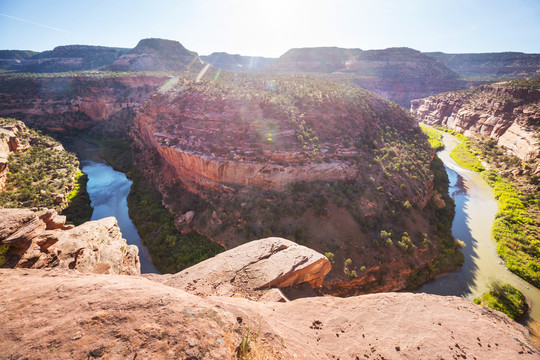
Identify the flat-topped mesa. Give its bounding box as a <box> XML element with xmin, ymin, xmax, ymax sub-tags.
<box><xmin>145</xmin><ymin>237</ymin><xmax>331</xmax><ymax>301</ymax></box>
<box><xmin>0</xmin><ymin>208</ymin><xmax>140</xmax><ymax>275</ymax></box>
<box><xmin>411</xmin><ymin>81</ymin><xmax>540</xmax><ymax>161</ymax></box>
<box><xmin>107</xmin><ymin>38</ymin><xmax>199</xmax><ymax>72</ymax></box>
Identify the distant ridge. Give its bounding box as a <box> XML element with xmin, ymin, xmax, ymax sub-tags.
<box><xmin>425</xmin><ymin>51</ymin><xmax>540</xmax><ymax>79</ymax></box>
<box><xmin>201</xmin><ymin>52</ymin><xmax>275</xmax><ymax>72</ymax></box>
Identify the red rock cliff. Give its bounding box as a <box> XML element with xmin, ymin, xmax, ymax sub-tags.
<box><xmin>411</xmin><ymin>83</ymin><xmax>540</xmax><ymax>160</ymax></box>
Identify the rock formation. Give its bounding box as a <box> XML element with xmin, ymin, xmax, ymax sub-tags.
<box><xmin>145</xmin><ymin>237</ymin><xmax>331</xmax><ymax>300</ymax></box>
<box><xmin>108</xmin><ymin>38</ymin><xmax>200</xmax><ymax>72</ymax></box>
<box><xmin>0</xmin><ymin>208</ymin><xmax>140</xmax><ymax>275</ymax></box>
<box><xmin>132</xmin><ymin>72</ymin><xmax>457</xmax><ymax>294</ymax></box>
<box><xmin>1</xmin><ymin>267</ymin><xmax>538</xmax><ymax>359</ymax></box>
<box><xmin>0</xmin><ymin>75</ymin><xmax>168</xmax><ymax>135</ymax></box>
<box><xmin>0</xmin><ymin>119</ymin><xmax>26</xmax><ymax>190</ymax></box>
<box><xmin>411</xmin><ymin>81</ymin><xmax>540</xmax><ymax>161</ymax></box>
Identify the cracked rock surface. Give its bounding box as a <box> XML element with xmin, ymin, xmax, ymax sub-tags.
<box><xmin>144</xmin><ymin>237</ymin><xmax>331</xmax><ymax>299</ymax></box>
<box><xmin>1</xmin><ymin>268</ymin><xmax>538</xmax><ymax>360</ymax></box>
<box><xmin>0</xmin><ymin>208</ymin><xmax>140</xmax><ymax>275</ymax></box>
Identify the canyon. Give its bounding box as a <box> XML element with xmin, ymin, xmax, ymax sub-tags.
<box><xmin>0</xmin><ymin>66</ymin><xmax>462</xmax><ymax>295</ymax></box>
<box><xmin>411</xmin><ymin>81</ymin><xmax>540</xmax><ymax>161</ymax></box>
<box><xmin>1</xmin><ymin>36</ymin><xmax>540</xmax><ymax>358</ymax></box>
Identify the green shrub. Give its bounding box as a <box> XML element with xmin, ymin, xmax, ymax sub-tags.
<box><xmin>473</xmin><ymin>281</ymin><xmax>528</xmax><ymax>320</ymax></box>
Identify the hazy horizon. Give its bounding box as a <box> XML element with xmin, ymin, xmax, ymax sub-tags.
<box><xmin>1</xmin><ymin>0</ymin><xmax>540</xmax><ymax>57</ymax></box>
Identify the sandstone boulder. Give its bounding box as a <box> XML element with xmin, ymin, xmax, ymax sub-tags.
<box><xmin>146</xmin><ymin>237</ymin><xmax>331</xmax><ymax>299</ymax></box>
<box><xmin>0</xmin><ymin>268</ymin><xmax>538</xmax><ymax>360</ymax></box>
<box><xmin>0</xmin><ymin>208</ymin><xmax>140</xmax><ymax>275</ymax></box>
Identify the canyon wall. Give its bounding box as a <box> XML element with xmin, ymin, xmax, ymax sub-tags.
<box><xmin>0</xmin><ymin>75</ymin><xmax>167</xmax><ymax>134</ymax></box>
<box><xmin>411</xmin><ymin>83</ymin><xmax>540</xmax><ymax>160</ymax></box>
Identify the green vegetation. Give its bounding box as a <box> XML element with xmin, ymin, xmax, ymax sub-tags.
<box><xmin>431</xmin><ymin>126</ymin><xmax>539</xmax><ymax>287</ymax></box>
<box><xmin>343</xmin><ymin>258</ymin><xmax>358</xmax><ymax>279</ymax></box>
<box><xmin>450</xmin><ymin>138</ymin><xmax>485</xmax><ymax>172</ymax></box>
<box><xmin>420</xmin><ymin>124</ymin><xmax>444</xmax><ymax>150</ymax></box>
<box><xmin>0</xmin><ymin>118</ymin><xmax>92</xmax><ymax>224</ymax></box>
<box><xmin>0</xmin><ymin>244</ymin><xmax>9</xmax><ymax>267</ymax></box>
<box><xmin>61</xmin><ymin>171</ymin><xmax>92</xmax><ymax>225</ymax></box>
<box><xmin>473</xmin><ymin>280</ymin><xmax>528</xmax><ymax>321</ymax></box>
<box><xmin>433</xmin><ymin>126</ymin><xmax>484</xmax><ymax>171</ymax></box>
<box><xmin>97</xmin><ymin>139</ymin><xmax>224</xmax><ymax>273</ymax></box>
<box><xmin>504</xmin><ymin>78</ymin><xmax>540</xmax><ymax>89</ymax></box>
<box><xmin>406</xmin><ymin>155</ymin><xmax>464</xmax><ymax>289</ymax></box>
<box><xmin>482</xmin><ymin>170</ymin><xmax>539</xmax><ymax>287</ymax></box>
<box><xmin>324</xmin><ymin>252</ymin><xmax>335</xmax><ymax>265</ymax></box>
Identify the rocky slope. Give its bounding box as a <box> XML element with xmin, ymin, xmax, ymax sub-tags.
<box><xmin>201</xmin><ymin>52</ymin><xmax>275</xmax><ymax>72</ymax></box>
<box><xmin>268</xmin><ymin>47</ymin><xmax>471</xmax><ymax>106</ymax></box>
<box><xmin>411</xmin><ymin>81</ymin><xmax>540</xmax><ymax>161</ymax></box>
<box><xmin>1</xmin><ymin>266</ymin><xmax>538</xmax><ymax>359</ymax></box>
<box><xmin>426</xmin><ymin>52</ymin><xmax>540</xmax><ymax>79</ymax></box>
<box><xmin>0</xmin><ymin>208</ymin><xmax>140</xmax><ymax>274</ymax></box>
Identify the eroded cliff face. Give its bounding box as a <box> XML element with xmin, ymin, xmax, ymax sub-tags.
<box><xmin>0</xmin><ymin>120</ymin><xmax>26</xmax><ymax>190</ymax></box>
<box><xmin>0</xmin><ymin>75</ymin><xmax>167</xmax><ymax>135</ymax></box>
<box><xmin>411</xmin><ymin>83</ymin><xmax>540</xmax><ymax>160</ymax></box>
<box><xmin>131</xmin><ymin>73</ymin><xmax>458</xmax><ymax>295</ymax></box>
<box><xmin>0</xmin><ymin>208</ymin><xmax>140</xmax><ymax>274</ymax></box>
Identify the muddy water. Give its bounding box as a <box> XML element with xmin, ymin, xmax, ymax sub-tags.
<box><xmin>73</xmin><ymin>140</ymin><xmax>159</xmax><ymax>274</ymax></box>
<box><xmin>416</xmin><ymin>130</ymin><xmax>540</xmax><ymax>343</ymax></box>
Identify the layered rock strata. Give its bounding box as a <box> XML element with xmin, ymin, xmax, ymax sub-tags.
<box><xmin>0</xmin><ymin>120</ymin><xmax>26</xmax><ymax>190</ymax></box>
<box><xmin>411</xmin><ymin>83</ymin><xmax>540</xmax><ymax>160</ymax></box>
<box><xmin>0</xmin><ymin>208</ymin><xmax>140</xmax><ymax>275</ymax></box>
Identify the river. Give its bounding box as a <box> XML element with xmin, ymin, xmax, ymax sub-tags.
<box><xmin>415</xmin><ymin>129</ymin><xmax>540</xmax><ymax>343</ymax></box>
<box><xmin>71</xmin><ymin>140</ymin><xmax>159</xmax><ymax>274</ymax></box>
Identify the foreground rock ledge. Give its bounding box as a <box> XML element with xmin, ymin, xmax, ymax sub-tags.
<box><xmin>0</xmin><ymin>208</ymin><xmax>140</xmax><ymax>275</ymax></box>
<box><xmin>0</xmin><ymin>268</ymin><xmax>538</xmax><ymax>360</ymax></box>
<box><xmin>145</xmin><ymin>237</ymin><xmax>331</xmax><ymax>300</ymax></box>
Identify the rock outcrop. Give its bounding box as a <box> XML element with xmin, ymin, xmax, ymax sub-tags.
<box><xmin>0</xmin><ymin>119</ymin><xmax>26</xmax><ymax>190</ymax></box>
<box><xmin>411</xmin><ymin>82</ymin><xmax>540</xmax><ymax>160</ymax></box>
<box><xmin>0</xmin><ymin>208</ymin><xmax>140</xmax><ymax>275</ymax></box>
<box><xmin>1</xmin><ymin>267</ymin><xmax>538</xmax><ymax>359</ymax></box>
<box><xmin>145</xmin><ymin>237</ymin><xmax>331</xmax><ymax>300</ymax></box>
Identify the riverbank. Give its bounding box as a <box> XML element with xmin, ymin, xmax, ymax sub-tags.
<box><xmin>95</xmin><ymin>139</ymin><xmax>224</xmax><ymax>274</ymax></box>
<box><xmin>70</xmin><ymin>138</ymin><xmax>159</xmax><ymax>274</ymax></box>
<box><xmin>416</xmin><ymin>128</ymin><xmax>540</xmax><ymax>344</ymax></box>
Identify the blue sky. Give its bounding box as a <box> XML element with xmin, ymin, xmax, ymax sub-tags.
<box><xmin>1</xmin><ymin>0</ymin><xmax>539</xmax><ymax>57</ymax></box>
